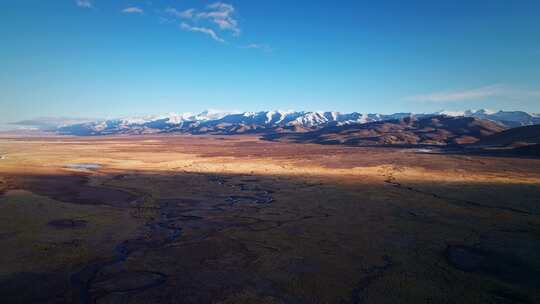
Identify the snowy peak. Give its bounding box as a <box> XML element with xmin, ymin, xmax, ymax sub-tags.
<box><xmin>193</xmin><ymin>109</ymin><xmax>239</xmax><ymax>121</ymax></box>
<box><xmin>436</xmin><ymin>109</ymin><xmax>540</xmax><ymax>127</ymax></box>
<box><xmin>55</xmin><ymin>109</ymin><xmax>540</xmax><ymax>136</ymax></box>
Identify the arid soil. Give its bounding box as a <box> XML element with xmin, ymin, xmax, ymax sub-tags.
<box><xmin>0</xmin><ymin>135</ymin><xmax>539</xmax><ymax>303</ymax></box>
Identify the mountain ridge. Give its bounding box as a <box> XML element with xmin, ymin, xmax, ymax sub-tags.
<box><xmin>264</xmin><ymin>115</ymin><xmax>507</xmax><ymax>146</ymax></box>
<box><xmin>9</xmin><ymin>109</ymin><xmax>539</xmax><ymax>136</ymax></box>
<box><xmin>55</xmin><ymin>111</ymin><xmax>423</xmax><ymax>136</ymax></box>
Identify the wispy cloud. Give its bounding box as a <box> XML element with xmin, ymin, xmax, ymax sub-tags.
<box><xmin>198</xmin><ymin>2</ymin><xmax>240</xmax><ymax>36</ymax></box>
<box><xmin>76</xmin><ymin>1</ymin><xmax>263</xmax><ymax>48</ymax></box>
<box><xmin>167</xmin><ymin>2</ymin><xmax>240</xmax><ymax>41</ymax></box>
<box><xmin>180</xmin><ymin>23</ymin><xmax>224</xmax><ymax>43</ymax></box>
<box><xmin>165</xmin><ymin>8</ymin><xmax>195</xmax><ymax>19</ymax></box>
<box><xmin>122</xmin><ymin>7</ymin><xmax>144</xmax><ymax>14</ymax></box>
<box><xmin>241</xmin><ymin>43</ymin><xmax>273</xmax><ymax>52</ymax></box>
<box><xmin>406</xmin><ymin>84</ymin><xmax>540</xmax><ymax>103</ymax></box>
<box><xmin>76</xmin><ymin>0</ymin><xmax>92</xmax><ymax>8</ymax></box>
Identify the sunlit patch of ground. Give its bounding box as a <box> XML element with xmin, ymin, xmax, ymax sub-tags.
<box><xmin>0</xmin><ymin>135</ymin><xmax>539</xmax><ymax>303</ymax></box>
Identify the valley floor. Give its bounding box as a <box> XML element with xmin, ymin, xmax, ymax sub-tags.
<box><xmin>0</xmin><ymin>135</ymin><xmax>539</xmax><ymax>303</ymax></box>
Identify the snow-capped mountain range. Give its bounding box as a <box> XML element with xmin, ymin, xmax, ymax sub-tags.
<box><xmin>435</xmin><ymin>109</ymin><xmax>540</xmax><ymax>126</ymax></box>
<box><xmin>19</xmin><ymin>109</ymin><xmax>539</xmax><ymax>136</ymax></box>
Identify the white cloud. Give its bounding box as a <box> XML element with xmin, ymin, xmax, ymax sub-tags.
<box><xmin>166</xmin><ymin>2</ymin><xmax>241</xmax><ymax>41</ymax></box>
<box><xmin>241</xmin><ymin>43</ymin><xmax>273</xmax><ymax>52</ymax></box>
<box><xmin>165</xmin><ymin>8</ymin><xmax>195</xmax><ymax>19</ymax></box>
<box><xmin>122</xmin><ymin>7</ymin><xmax>144</xmax><ymax>14</ymax></box>
<box><xmin>76</xmin><ymin>0</ymin><xmax>92</xmax><ymax>8</ymax></box>
<box><xmin>406</xmin><ymin>84</ymin><xmax>540</xmax><ymax>103</ymax></box>
<box><xmin>197</xmin><ymin>2</ymin><xmax>240</xmax><ymax>36</ymax></box>
<box><xmin>180</xmin><ymin>23</ymin><xmax>224</xmax><ymax>43</ymax></box>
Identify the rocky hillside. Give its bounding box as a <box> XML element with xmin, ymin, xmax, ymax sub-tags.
<box><xmin>265</xmin><ymin>116</ymin><xmax>507</xmax><ymax>146</ymax></box>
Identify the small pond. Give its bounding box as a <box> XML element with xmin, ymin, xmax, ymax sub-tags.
<box><xmin>64</xmin><ymin>163</ymin><xmax>102</xmax><ymax>170</ymax></box>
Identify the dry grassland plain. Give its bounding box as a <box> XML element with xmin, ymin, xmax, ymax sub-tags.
<box><xmin>0</xmin><ymin>135</ymin><xmax>539</xmax><ymax>303</ymax></box>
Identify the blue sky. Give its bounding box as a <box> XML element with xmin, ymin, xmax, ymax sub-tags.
<box><xmin>1</xmin><ymin>0</ymin><xmax>540</xmax><ymax>124</ymax></box>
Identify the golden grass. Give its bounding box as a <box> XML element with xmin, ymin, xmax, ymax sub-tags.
<box><xmin>0</xmin><ymin>135</ymin><xmax>539</xmax><ymax>303</ymax></box>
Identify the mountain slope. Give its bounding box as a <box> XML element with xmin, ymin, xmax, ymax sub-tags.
<box><xmin>459</xmin><ymin>125</ymin><xmax>540</xmax><ymax>157</ymax></box>
<box><xmin>475</xmin><ymin>125</ymin><xmax>540</xmax><ymax>147</ymax></box>
<box><xmin>266</xmin><ymin>116</ymin><xmax>507</xmax><ymax>146</ymax></box>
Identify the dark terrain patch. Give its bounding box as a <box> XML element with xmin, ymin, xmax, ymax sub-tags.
<box><xmin>12</xmin><ymin>175</ymin><xmax>137</xmax><ymax>207</ymax></box>
<box><xmin>348</xmin><ymin>255</ymin><xmax>394</xmax><ymax>304</ymax></box>
<box><xmin>48</xmin><ymin>219</ymin><xmax>88</xmax><ymax>229</ymax></box>
<box><xmin>0</xmin><ymin>272</ymin><xmax>69</xmax><ymax>303</ymax></box>
<box><xmin>445</xmin><ymin>245</ymin><xmax>539</xmax><ymax>286</ymax></box>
